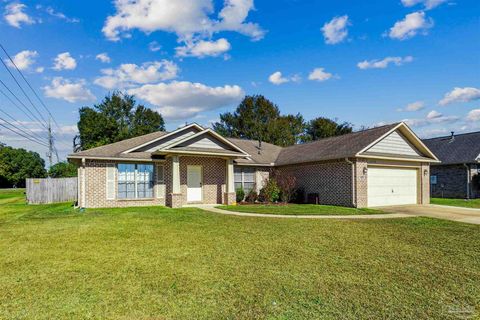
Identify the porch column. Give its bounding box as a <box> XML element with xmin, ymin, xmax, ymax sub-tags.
<box><xmin>227</xmin><ymin>159</ymin><xmax>235</xmax><ymax>193</ymax></box>
<box><xmin>172</xmin><ymin>155</ymin><xmax>181</xmax><ymax>193</ymax></box>
<box><xmin>224</xmin><ymin>159</ymin><xmax>236</xmax><ymax>205</ymax></box>
<box><xmin>167</xmin><ymin>155</ymin><xmax>183</xmax><ymax>208</ymax></box>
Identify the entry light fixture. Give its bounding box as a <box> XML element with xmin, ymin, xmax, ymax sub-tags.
<box><xmin>424</xmin><ymin>169</ymin><xmax>428</xmax><ymax>176</ymax></box>
<box><xmin>363</xmin><ymin>167</ymin><xmax>368</xmax><ymax>175</ymax></box>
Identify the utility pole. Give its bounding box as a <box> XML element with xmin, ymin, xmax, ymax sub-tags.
<box><xmin>47</xmin><ymin>117</ymin><xmax>53</xmax><ymax>171</ymax></box>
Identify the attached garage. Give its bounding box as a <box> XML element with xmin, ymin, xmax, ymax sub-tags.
<box><xmin>367</xmin><ymin>166</ymin><xmax>418</xmax><ymax>207</ymax></box>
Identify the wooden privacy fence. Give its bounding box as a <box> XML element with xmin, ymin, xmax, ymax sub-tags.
<box><xmin>26</xmin><ymin>177</ymin><xmax>78</xmax><ymax>204</ymax></box>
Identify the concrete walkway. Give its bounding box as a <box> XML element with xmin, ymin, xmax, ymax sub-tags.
<box><xmin>379</xmin><ymin>204</ymin><xmax>480</xmax><ymax>225</ymax></box>
<box><xmin>198</xmin><ymin>205</ymin><xmax>480</xmax><ymax>224</ymax></box>
<box><xmin>200</xmin><ymin>205</ymin><xmax>412</xmax><ymax>220</ymax></box>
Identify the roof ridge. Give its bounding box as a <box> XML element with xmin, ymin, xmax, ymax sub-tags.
<box><xmin>282</xmin><ymin>122</ymin><xmax>400</xmax><ymax>150</ymax></box>
<box><xmin>423</xmin><ymin>130</ymin><xmax>480</xmax><ymax>141</ymax></box>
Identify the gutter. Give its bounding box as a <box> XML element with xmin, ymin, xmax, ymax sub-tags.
<box><xmin>345</xmin><ymin>158</ymin><xmax>356</xmax><ymax>207</ymax></box>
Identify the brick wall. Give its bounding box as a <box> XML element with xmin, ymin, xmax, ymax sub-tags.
<box><xmin>355</xmin><ymin>159</ymin><xmax>368</xmax><ymax>208</ymax></box>
<box><xmin>276</xmin><ymin>160</ymin><xmax>354</xmax><ymax>207</ymax></box>
<box><xmin>431</xmin><ymin>164</ymin><xmax>479</xmax><ymax>199</ymax></box>
<box><xmin>177</xmin><ymin>156</ymin><xmax>227</xmax><ymax>205</ymax></box>
<box><xmin>81</xmin><ymin>160</ymin><xmax>166</xmax><ymax>208</ymax></box>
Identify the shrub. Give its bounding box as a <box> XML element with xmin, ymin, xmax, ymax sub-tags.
<box><xmin>260</xmin><ymin>178</ymin><xmax>281</xmax><ymax>203</ymax></box>
<box><xmin>277</xmin><ymin>174</ymin><xmax>297</xmax><ymax>203</ymax></box>
<box><xmin>292</xmin><ymin>187</ymin><xmax>305</xmax><ymax>204</ymax></box>
<box><xmin>236</xmin><ymin>187</ymin><xmax>245</xmax><ymax>203</ymax></box>
<box><xmin>245</xmin><ymin>189</ymin><xmax>258</xmax><ymax>203</ymax></box>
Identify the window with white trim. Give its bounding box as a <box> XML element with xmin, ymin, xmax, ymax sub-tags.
<box><xmin>234</xmin><ymin>167</ymin><xmax>255</xmax><ymax>193</ymax></box>
<box><xmin>117</xmin><ymin>163</ymin><xmax>154</xmax><ymax>199</ymax></box>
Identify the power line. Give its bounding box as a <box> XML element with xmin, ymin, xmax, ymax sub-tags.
<box><xmin>0</xmin><ymin>79</ymin><xmax>48</xmax><ymax>130</ymax></box>
<box><xmin>0</xmin><ymin>43</ymin><xmax>61</xmax><ymax>131</ymax></box>
<box><xmin>0</xmin><ymin>116</ymin><xmax>49</xmax><ymax>148</ymax></box>
<box><xmin>0</xmin><ymin>53</ymin><xmax>49</xmax><ymax>129</ymax></box>
<box><xmin>0</xmin><ymin>106</ymin><xmax>47</xmax><ymax>144</ymax></box>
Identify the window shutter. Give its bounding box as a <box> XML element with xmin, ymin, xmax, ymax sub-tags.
<box><xmin>156</xmin><ymin>164</ymin><xmax>165</xmax><ymax>198</ymax></box>
<box><xmin>106</xmin><ymin>164</ymin><xmax>116</xmax><ymax>200</ymax></box>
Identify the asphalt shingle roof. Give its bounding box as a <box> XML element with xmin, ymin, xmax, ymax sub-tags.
<box><xmin>275</xmin><ymin>123</ymin><xmax>399</xmax><ymax>166</ymax></box>
<box><xmin>423</xmin><ymin>131</ymin><xmax>480</xmax><ymax>165</ymax></box>
<box><xmin>68</xmin><ymin>123</ymin><xmax>408</xmax><ymax>166</ymax></box>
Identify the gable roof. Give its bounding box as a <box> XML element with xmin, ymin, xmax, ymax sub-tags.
<box><xmin>68</xmin><ymin>131</ymin><xmax>168</xmax><ymax>160</ymax></box>
<box><xmin>423</xmin><ymin>131</ymin><xmax>480</xmax><ymax>165</ymax></box>
<box><xmin>275</xmin><ymin>123</ymin><xmax>400</xmax><ymax>166</ymax></box>
<box><xmin>68</xmin><ymin>122</ymin><xmax>439</xmax><ymax>165</ymax></box>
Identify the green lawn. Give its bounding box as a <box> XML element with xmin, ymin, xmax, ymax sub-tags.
<box><xmin>1</xmin><ymin>189</ymin><xmax>480</xmax><ymax>319</ymax></box>
<box><xmin>431</xmin><ymin>197</ymin><xmax>480</xmax><ymax>209</ymax></box>
<box><xmin>217</xmin><ymin>203</ymin><xmax>385</xmax><ymax>215</ymax></box>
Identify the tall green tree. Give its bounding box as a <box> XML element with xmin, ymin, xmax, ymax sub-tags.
<box><xmin>303</xmin><ymin>117</ymin><xmax>353</xmax><ymax>142</ymax></box>
<box><xmin>48</xmin><ymin>162</ymin><xmax>77</xmax><ymax>178</ymax></box>
<box><xmin>76</xmin><ymin>92</ymin><xmax>165</xmax><ymax>151</ymax></box>
<box><xmin>0</xmin><ymin>144</ymin><xmax>47</xmax><ymax>188</ymax></box>
<box><xmin>213</xmin><ymin>95</ymin><xmax>305</xmax><ymax>147</ymax></box>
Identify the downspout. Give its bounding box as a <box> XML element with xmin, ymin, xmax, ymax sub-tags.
<box><xmin>345</xmin><ymin>158</ymin><xmax>356</xmax><ymax>207</ymax></box>
<box><xmin>463</xmin><ymin>163</ymin><xmax>470</xmax><ymax>199</ymax></box>
<box><xmin>81</xmin><ymin>158</ymin><xmax>86</xmax><ymax>208</ymax></box>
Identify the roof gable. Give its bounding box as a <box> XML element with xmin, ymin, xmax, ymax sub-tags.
<box><xmin>162</xmin><ymin>129</ymin><xmax>250</xmax><ymax>156</ymax></box>
<box><xmin>357</xmin><ymin>123</ymin><xmax>438</xmax><ymax>161</ymax></box>
<box><xmin>363</xmin><ymin>130</ymin><xmax>422</xmax><ymax>157</ymax></box>
<box><xmin>123</xmin><ymin>123</ymin><xmax>203</xmax><ymax>153</ymax></box>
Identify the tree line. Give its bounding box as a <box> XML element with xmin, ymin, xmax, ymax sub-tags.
<box><xmin>0</xmin><ymin>92</ymin><xmax>354</xmax><ymax>187</ymax></box>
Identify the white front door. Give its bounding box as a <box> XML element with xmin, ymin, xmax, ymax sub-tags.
<box><xmin>367</xmin><ymin>167</ymin><xmax>418</xmax><ymax>207</ymax></box>
<box><xmin>187</xmin><ymin>165</ymin><xmax>202</xmax><ymax>202</ymax></box>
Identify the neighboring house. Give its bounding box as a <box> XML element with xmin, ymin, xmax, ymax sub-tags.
<box><xmin>67</xmin><ymin>122</ymin><xmax>439</xmax><ymax>209</ymax></box>
<box><xmin>423</xmin><ymin>131</ymin><xmax>480</xmax><ymax>199</ymax></box>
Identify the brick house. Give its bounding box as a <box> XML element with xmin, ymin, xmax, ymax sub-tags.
<box><xmin>67</xmin><ymin>122</ymin><xmax>439</xmax><ymax>208</ymax></box>
<box><xmin>423</xmin><ymin>131</ymin><xmax>480</xmax><ymax>199</ymax></box>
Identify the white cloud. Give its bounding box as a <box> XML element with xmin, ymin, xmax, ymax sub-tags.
<box><xmin>128</xmin><ymin>81</ymin><xmax>244</xmax><ymax>120</ymax></box>
<box><xmin>439</xmin><ymin>87</ymin><xmax>480</xmax><ymax>106</ymax></box>
<box><xmin>176</xmin><ymin>38</ymin><xmax>231</xmax><ymax>58</ymax></box>
<box><xmin>95</xmin><ymin>53</ymin><xmax>111</xmax><ymax>63</ymax></box>
<box><xmin>321</xmin><ymin>15</ymin><xmax>350</xmax><ymax>44</ymax></box>
<box><xmin>94</xmin><ymin>60</ymin><xmax>179</xmax><ymax>89</ymax></box>
<box><xmin>53</xmin><ymin>52</ymin><xmax>77</xmax><ymax>70</ymax></box>
<box><xmin>43</xmin><ymin>77</ymin><xmax>95</xmax><ymax>103</ymax></box>
<box><xmin>35</xmin><ymin>66</ymin><xmax>44</xmax><ymax>73</ymax></box>
<box><xmin>466</xmin><ymin>109</ymin><xmax>480</xmax><ymax>122</ymax></box>
<box><xmin>401</xmin><ymin>0</ymin><xmax>447</xmax><ymax>10</ymax></box>
<box><xmin>398</xmin><ymin>101</ymin><xmax>425</xmax><ymax>112</ymax></box>
<box><xmin>45</xmin><ymin>6</ymin><xmax>79</xmax><ymax>23</ymax></box>
<box><xmin>6</xmin><ymin>50</ymin><xmax>38</xmax><ymax>70</ymax></box>
<box><xmin>149</xmin><ymin>41</ymin><xmax>162</xmax><ymax>52</ymax></box>
<box><xmin>357</xmin><ymin>56</ymin><xmax>413</xmax><ymax>69</ymax></box>
<box><xmin>404</xmin><ymin>110</ymin><xmax>459</xmax><ymax>127</ymax></box>
<box><xmin>268</xmin><ymin>71</ymin><xmax>286</xmax><ymax>85</ymax></box>
<box><xmin>102</xmin><ymin>0</ymin><xmax>265</xmax><ymax>45</ymax></box>
<box><xmin>308</xmin><ymin>68</ymin><xmax>333</xmax><ymax>82</ymax></box>
<box><xmin>388</xmin><ymin>11</ymin><xmax>433</xmax><ymax>40</ymax></box>
<box><xmin>426</xmin><ymin>110</ymin><xmax>442</xmax><ymax>119</ymax></box>
<box><xmin>3</xmin><ymin>2</ymin><xmax>35</xmax><ymax>28</ymax></box>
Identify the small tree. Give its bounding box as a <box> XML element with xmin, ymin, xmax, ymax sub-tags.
<box><xmin>259</xmin><ymin>178</ymin><xmax>281</xmax><ymax>203</ymax></box>
<box><xmin>236</xmin><ymin>187</ymin><xmax>245</xmax><ymax>203</ymax></box>
<box><xmin>277</xmin><ymin>173</ymin><xmax>297</xmax><ymax>203</ymax></box>
<box><xmin>48</xmin><ymin>162</ymin><xmax>77</xmax><ymax>178</ymax></box>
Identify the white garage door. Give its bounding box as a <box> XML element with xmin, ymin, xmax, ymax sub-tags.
<box><xmin>367</xmin><ymin>167</ymin><xmax>418</xmax><ymax>207</ymax></box>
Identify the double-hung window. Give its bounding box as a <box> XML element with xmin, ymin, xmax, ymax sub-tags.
<box><xmin>234</xmin><ymin>167</ymin><xmax>255</xmax><ymax>193</ymax></box>
<box><xmin>118</xmin><ymin>163</ymin><xmax>154</xmax><ymax>199</ymax></box>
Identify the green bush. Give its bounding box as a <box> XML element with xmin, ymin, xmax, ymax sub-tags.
<box><xmin>245</xmin><ymin>189</ymin><xmax>258</xmax><ymax>203</ymax></box>
<box><xmin>236</xmin><ymin>187</ymin><xmax>245</xmax><ymax>202</ymax></box>
<box><xmin>259</xmin><ymin>178</ymin><xmax>281</xmax><ymax>203</ymax></box>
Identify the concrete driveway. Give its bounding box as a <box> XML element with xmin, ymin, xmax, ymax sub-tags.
<box><xmin>379</xmin><ymin>204</ymin><xmax>480</xmax><ymax>225</ymax></box>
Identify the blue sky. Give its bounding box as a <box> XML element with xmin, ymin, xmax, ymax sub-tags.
<box><xmin>0</xmin><ymin>0</ymin><xmax>479</xmax><ymax>162</ymax></box>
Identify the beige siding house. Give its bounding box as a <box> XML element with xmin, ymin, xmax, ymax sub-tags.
<box><xmin>68</xmin><ymin>122</ymin><xmax>439</xmax><ymax>209</ymax></box>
